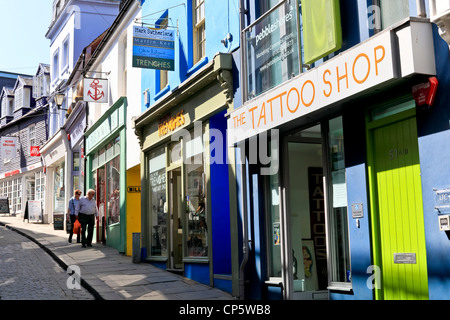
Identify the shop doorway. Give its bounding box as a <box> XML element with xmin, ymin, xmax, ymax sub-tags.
<box><xmin>367</xmin><ymin>100</ymin><xmax>429</xmax><ymax>300</ymax></box>
<box><xmin>95</xmin><ymin>167</ymin><xmax>107</xmax><ymax>244</ymax></box>
<box><xmin>168</xmin><ymin>168</ymin><xmax>183</xmax><ymax>271</ymax></box>
<box><xmin>282</xmin><ymin>124</ymin><xmax>329</xmax><ymax>300</ymax></box>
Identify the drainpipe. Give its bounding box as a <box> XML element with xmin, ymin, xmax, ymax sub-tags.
<box><xmin>417</xmin><ymin>0</ymin><xmax>427</xmax><ymax>18</ymax></box>
<box><xmin>238</xmin><ymin>148</ymin><xmax>249</xmax><ymax>300</ymax></box>
<box><xmin>238</xmin><ymin>0</ymin><xmax>249</xmax><ymax>301</ymax></box>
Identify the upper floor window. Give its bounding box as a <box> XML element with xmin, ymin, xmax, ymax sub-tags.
<box><xmin>28</xmin><ymin>124</ymin><xmax>36</xmax><ymax>149</ymax></box>
<box><xmin>14</xmin><ymin>88</ymin><xmax>23</xmax><ymax>111</ymax></box>
<box><xmin>33</xmin><ymin>72</ymin><xmax>50</xmax><ymax>98</ymax></box>
<box><xmin>6</xmin><ymin>98</ymin><xmax>13</xmax><ymax>116</ymax></box>
<box><xmin>1</xmin><ymin>97</ymin><xmax>7</xmax><ymax>117</ymax></box>
<box><xmin>193</xmin><ymin>0</ymin><xmax>205</xmax><ymax>64</ymax></box>
<box><xmin>243</xmin><ymin>0</ymin><xmax>343</xmax><ymax>102</ymax></box>
<box><xmin>158</xmin><ymin>14</ymin><xmax>169</xmax><ymax>91</ymax></box>
<box><xmin>14</xmin><ymin>85</ymin><xmax>31</xmax><ymax>110</ymax></box>
<box><xmin>62</xmin><ymin>36</ymin><xmax>70</xmax><ymax>71</ymax></box>
<box><xmin>53</xmin><ymin>0</ymin><xmax>64</xmax><ymax>21</ymax></box>
<box><xmin>52</xmin><ymin>50</ymin><xmax>60</xmax><ymax>82</ymax></box>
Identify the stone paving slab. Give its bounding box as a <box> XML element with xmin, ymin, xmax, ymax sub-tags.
<box><xmin>0</xmin><ymin>215</ymin><xmax>234</xmax><ymax>301</ymax></box>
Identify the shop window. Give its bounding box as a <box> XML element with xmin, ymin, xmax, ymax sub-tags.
<box><xmin>73</xmin><ymin>151</ymin><xmax>80</xmax><ymax>172</ymax></box>
<box><xmin>193</xmin><ymin>0</ymin><xmax>205</xmax><ymax>64</ymax></box>
<box><xmin>54</xmin><ymin>162</ymin><xmax>65</xmax><ymax>213</ymax></box>
<box><xmin>185</xmin><ymin>129</ymin><xmax>207</xmax><ymax>257</ymax></box>
<box><xmin>12</xmin><ymin>178</ymin><xmax>22</xmax><ymax>213</ymax></box>
<box><xmin>326</xmin><ymin>116</ymin><xmax>351</xmax><ymax>286</ymax></box>
<box><xmin>149</xmin><ymin>147</ymin><xmax>168</xmax><ymax>257</ymax></box>
<box><xmin>266</xmin><ymin>171</ymin><xmax>282</xmax><ymax>279</ymax></box>
<box><xmin>7</xmin><ymin>180</ymin><xmax>12</xmax><ymax>212</ymax></box>
<box><xmin>35</xmin><ymin>171</ymin><xmax>45</xmax><ymax>201</ymax></box>
<box><xmin>107</xmin><ymin>155</ymin><xmax>120</xmax><ymax>225</ymax></box>
<box><xmin>26</xmin><ymin>176</ymin><xmax>35</xmax><ymax>201</ymax></box>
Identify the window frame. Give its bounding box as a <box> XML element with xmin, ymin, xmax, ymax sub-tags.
<box><xmin>28</xmin><ymin>124</ymin><xmax>36</xmax><ymax>154</ymax></box>
<box><xmin>322</xmin><ymin>115</ymin><xmax>352</xmax><ymax>291</ymax></box>
<box><xmin>52</xmin><ymin>49</ymin><xmax>60</xmax><ymax>83</ymax></box>
<box><xmin>193</xmin><ymin>0</ymin><xmax>206</xmax><ymax>64</ymax></box>
<box><xmin>14</xmin><ymin>87</ymin><xmax>23</xmax><ymax>111</ymax></box>
<box><xmin>62</xmin><ymin>35</ymin><xmax>70</xmax><ymax>73</ymax></box>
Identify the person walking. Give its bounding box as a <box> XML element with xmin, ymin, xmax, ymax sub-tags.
<box><xmin>75</xmin><ymin>189</ymin><xmax>99</xmax><ymax>248</ymax></box>
<box><xmin>67</xmin><ymin>189</ymin><xmax>82</xmax><ymax>243</ymax></box>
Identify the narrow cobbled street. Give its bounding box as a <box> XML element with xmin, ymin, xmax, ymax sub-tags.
<box><xmin>0</xmin><ymin>225</ymin><xmax>94</xmax><ymax>300</ymax></box>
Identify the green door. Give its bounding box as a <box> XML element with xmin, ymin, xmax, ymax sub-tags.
<box><xmin>367</xmin><ymin>106</ymin><xmax>429</xmax><ymax>300</ymax></box>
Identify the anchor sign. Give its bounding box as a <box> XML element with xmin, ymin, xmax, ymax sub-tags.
<box><xmin>83</xmin><ymin>78</ymin><xmax>108</xmax><ymax>103</ymax></box>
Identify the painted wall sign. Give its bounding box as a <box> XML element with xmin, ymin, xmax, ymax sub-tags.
<box><xmin>1</xmin><ymin>137</ymin><xmax>17</xmax><ymax>159</ymax></box>
<box><xmin>228</xmin><ymin>31</ymin><xmax>396</xmax><ymax>146</ymax></box>
<box><xmin>83</xmin><ymin>78</ymin><xmax>108</xmax><ymax>103</ymax></box>
<box><xmin>158</xmin><ymin>111</ymin><xmax>185</xmax><ymax>137</ymax></box>
<box><xmin>132</xmin><ymin>25</ymin><xmax>175</xmax><ymax>71</ymax></box>
<box><xmin>69</xmin><ymin>115</ymin><xmax>87</xmax><ymax>148</ymax></box>
<box><xmin>127</xmin><ymin>186</ymin><xmax>141</xmax><ymax>193</ymax></box>
<box><xmin>308</xmin><ymin>167</ymin><xmax>327</xmax><ymax>290</ymax></box>
<box><xmin>85</xmin><ymin>101</ymin><xmax>125</xmax><ymax>154</ymax></box>
<box><xmin>434</xmin><ymin>187</ymin><xmax>450</xmax><ymax>213</ymax></box>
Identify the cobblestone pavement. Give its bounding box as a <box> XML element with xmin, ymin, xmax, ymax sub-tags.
<box><xmin>0</xmin><ymin>225</ymin><xmax>94</xmax><ymax>300</ymax></box>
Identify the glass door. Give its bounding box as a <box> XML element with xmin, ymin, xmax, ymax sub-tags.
<box><xmin>96</xmin><ymin>167</ymin><xmax>107</xmax><ymax>244</ymax></box>
<box><xmin>282</xmin><ymin>124</ymin><xmax>329</xmax><ymax>300</ymax></box>
<box><xmin>168</xmin><ymin>167</ymin><xmax>183</xmax><ymax>271</ymax></box>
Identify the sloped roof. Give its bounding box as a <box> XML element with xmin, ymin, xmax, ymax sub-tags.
<box><xmin>0</xmin><ymin>86</ymin><xmax>14</xmax><ymax>99</ymax></box>
<box><xmin>36</xmin><ymin>63</ymin><xmax>51</xmax><ymax>75</ymax></box>
<box><xmin>13</xmin><ymin>75</ymin><xmax>33</xmax><ymax>91</ymax></box>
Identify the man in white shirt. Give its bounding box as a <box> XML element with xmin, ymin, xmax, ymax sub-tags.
<box><xmin>75</xmin><ymin>189</ymin><xmax>99</xmax><ymax>248</ymax></box>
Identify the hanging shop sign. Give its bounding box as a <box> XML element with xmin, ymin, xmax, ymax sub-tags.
<box><xmin>30</xmin><ymin>146</ymin><xmax>41</xmax><ymax>157</ymax></box>
<box><xmin>1</xmin><ymin>137</ymin><xmax>17</xmax><ymax>160</ymax></box>
<box><xmin>83</xmin><ymin>78</ymin><xmax>108</xmax><ymax>103</ymax></box>
<box><xmin>132</xmin><ymin>25</ymin><xmax>175</xmax><ymax>71</ymax></box>
<box><xmin>412</xmin><ymin>76</ymin><xmax>438</xmax><ymax>108</ymax></box>
<box><xmin>158</xmin><ymin>111</ymin><xmax>185</xmax><ymax>137</ymax></box>
<box><xmin>228</xmin><ymin>31</ymin><xmax>396</xmax><ymax>146</ymax></box>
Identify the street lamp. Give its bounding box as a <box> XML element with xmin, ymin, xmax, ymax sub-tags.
<box><xmin>55</xmin><ymin>93</ymin><xmax>66</xmax><ymax>109</ymax></box>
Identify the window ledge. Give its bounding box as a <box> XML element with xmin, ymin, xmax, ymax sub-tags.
<box><xmin>187</xmin><ymin>57</ymin><xmax>209</xmax><ymax>76</ymax></box>
<box><xmin>154</xmin><ymin>85</ymin><xmax>170</xmax><ymax>101</ymax></box>
<box><xmin>145</xmin><ymin>256</ymin><xmax>167</xmax><ymax>262</ymax></box>
<box><xmin>183</xmin><ymin>257</ymin><xmax>209</xmax><ymax>264</ymax></box>
<box><xmin>327</xmin><ymin>284</ymin><xmax>353</xmax><ymax>292</ymax></box>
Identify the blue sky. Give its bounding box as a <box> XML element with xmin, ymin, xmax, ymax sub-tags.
<box><xmin>0</xmin><ymin>0</ymin><xmax>54</xmax><ymax>75</ymax></box>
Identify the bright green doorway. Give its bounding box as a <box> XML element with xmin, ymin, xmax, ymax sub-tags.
<box><xmin>366</xmin><ymin>100</ymin><xmax>429</xmax><ymax>300</ymax></box>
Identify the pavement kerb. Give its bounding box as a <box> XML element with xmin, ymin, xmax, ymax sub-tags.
<box><xmin>0</xmin><ymin>216</ymin><xmax>235</xmax><ymax>300</ymax></box>
<box><xmin>0</xmin><ymin>220</ymin><xmax>106</xmax><ymax>300</ymax></box>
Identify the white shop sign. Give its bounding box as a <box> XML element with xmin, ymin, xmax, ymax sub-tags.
<box><xmin>228</xmin><ymin>30</ymin><xmax>396</xmax><ymax>146</ymax></box>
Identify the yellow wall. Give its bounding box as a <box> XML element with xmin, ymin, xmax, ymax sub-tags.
<box><xmin>126</xmin><ymin>164</ymin><xmax>141</xmax><ymax>256</ymax></box>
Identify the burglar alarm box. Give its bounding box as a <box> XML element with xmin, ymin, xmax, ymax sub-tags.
<box><xmin>438</xmin><ymin>215</ymin><xmax>450</xmax><ymax>231</ymax></box>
